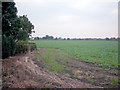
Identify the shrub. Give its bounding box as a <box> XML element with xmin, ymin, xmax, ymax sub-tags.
<box><xmin>29</xmin><ymin>43</ymin><xmax>37</xmax><ymax>51</ymax></box>
<box><xmin>8</xmin><ymin>36</ymin><xmax>16</xmax><ymax>56</ymax></box>
<box><xmin>2</xmin><ymin>38</ymin><xmax>36</xmax><ymax>58</ymax></box>
<box><xmin>2</xmin><ymin>35</ymin><xmax>16</xmax><ymax>59</ymax></box>
<box><xmin>15</xmin><ymin>40</ymin><xmax>36</xmax><ymax>54</ymax></box>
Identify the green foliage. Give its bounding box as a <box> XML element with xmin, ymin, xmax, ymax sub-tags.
<box><xmin>8</xmin><ymin>36</ymin><xmax>16</xmax><ymax>56</ymax></box>
<box><xmin>2</xmin><ymin>35</ymin><xmax>10</xmax><ymax>59</ymax></box>
<box><xmin>31</xmin><ymin>40</ymin><xmax>118</xmax><ymax>69</ymax></box>
<box><xmin>67</xmin><ymin>38</ymin><xmax>70</xmax><ymax>40</ymax></box>
<box><xmin>2</xmin><ymin>2</ymin><xmax>18</xmax><ymax>59</ymax></box>
<box><xmin>18</xmin><ymin>15</ymin><xmax>34</xmax><ymax>37</ymax></box>
<box><xmin>45</xmin><ymin>59</ymin><xmax>64</xmax><ymax>72</ymax></box>
<box><xmin>14</xmin><ymin>15</ymin><xmax>34</xmax><ymax>41</ymax></box>
<box><xmin>16</xmin><ymin>30</ymin><xmax>28</xmax><ymax>41</ymax></box>
<box><xmin>111</xmin><ymin>78</ymin><xmax>118</xmax><ymax>85</ymax></box>
<box><xmin>2</xmin><ymin>35</ymin><xmax>16</xmax><ymax>59</ymax></box>
<box><xmin>2</xmin><ymin>2</ymin><xmax>35</xmax><ymax>59</ymax></box>
<box><xmin>42</xmin><ymin>35</ymin><xmax>54</xmax><ymax>39</ymax></box>
<box><xmin>15</xmin><ymin>41</ymin><xmax>36</xmax><ymax>54</ymax></box>
<box><xmin>2</xmin><ymin>2</ymin><xmax>18</xmax><ymax>38</ymax></box>
<box><xmin>29</xmin><ymin>42</ymin><xmax>37</xmax><ymax>51</ymax></box>
<box><xmin>2</xmin><ymin>2</ymin><xmax>34</xmax><ymax>40</ymax></box>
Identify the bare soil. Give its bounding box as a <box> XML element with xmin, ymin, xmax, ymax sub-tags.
<box><xmin>2</xmin><ymin>48</ymin><xmax>119</xmax><ymax>88</ymax></box>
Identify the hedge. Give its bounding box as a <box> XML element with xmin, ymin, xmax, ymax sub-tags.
<box><xmin>15</xmin><ymin>40</ymin><xmax>37</xmax><ymax>54</ymax></box>
<box><xmin>2</xmin><ymin>35</ymin><xmax>16</xmax><ymax>59</ymax></box>
<box><xmin>2</xmin><ymin>36</ymin><xmax>37</xmax><ymax>59</ymax></box>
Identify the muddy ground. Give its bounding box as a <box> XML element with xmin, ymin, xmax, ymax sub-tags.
<box><xmin>2</xmin><ymin>48</ymin><xmax>119</xmax><ymax>88</ymax></box>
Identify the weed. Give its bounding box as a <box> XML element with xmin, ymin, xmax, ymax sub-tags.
<box><xmin>111</xmin><ymin>78</ymin><xmax>118</xmax><ymax>85</ymax></box>
<box><xmin>65</xmin><ymin>73</ymin><xmax>70</xmax><ymax>77</ymax></box>
<box><xmin>35</xmin><ymin>49</ymin><xmax>72</xmax><ymax>72</ymax></box>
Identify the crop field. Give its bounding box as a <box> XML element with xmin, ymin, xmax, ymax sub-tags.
<box><xmin>30</xmin><ymin>40</ymin><xmax>118</xmax><ymax>69</ymax></box>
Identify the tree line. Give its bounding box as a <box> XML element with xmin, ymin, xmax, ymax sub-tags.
<box><xmin>31</xmin><ymin>35</ymin><xmax>118</xmax><ymax>41</ymax></box>
<box><xmin>2</xmin><ymin>2</ymin><xmax>35</xmax><ymax>59</ymax></box>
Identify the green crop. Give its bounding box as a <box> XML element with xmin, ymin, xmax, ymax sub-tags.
<box><xmin>30</xmin><ymin>40</ymin><xmax>118</xmax><ymax>69</ymax></box>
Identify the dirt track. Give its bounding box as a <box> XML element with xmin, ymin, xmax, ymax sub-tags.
<box><xmin>2</xmin><ymin>49</ymin><xmax>119</xmax><ymax>88</ymax></box>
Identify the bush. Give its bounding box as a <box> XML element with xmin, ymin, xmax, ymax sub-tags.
<box><xmin>2</xmin><ymin>35</ymin><xmax>16</xmax><ymax>59</ymax></box>
<box><xmin>8</xmin><ymin>36</ymin><xmax>16</xmax><ymax>56</ymax></box>
<box><xmin>15</xmin><ymin>41</ymin><xmax>37</xmax><ymax>54</ymax></box>
<box><xmin>2</xmin><ymin>38</ymin><xmax>36</xmax><ymax>58</ymax></box>
<box><xmin>29</xmin><ymin>43</ymin><xmax>37</xmax><ymax>51</ymax></box>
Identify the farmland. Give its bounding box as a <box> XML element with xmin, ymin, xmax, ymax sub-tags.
<box><xmin>2</xmin><ymin>0</ymin><xmax>119</xmax><ymax>88</ymax></box>
<box><xmin>30</xmin><ymin>40</ymin><xmax>118</xmax><ymax>69</ymax></box>
<box><xmin>3</xmin><ymin>40</ymin><xmax>119</xmax><ymax>88</ymax></box>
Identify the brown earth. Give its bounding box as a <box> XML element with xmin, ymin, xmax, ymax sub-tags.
<box><xmin>2</xmin><ymin>48</ymin><xmax>119</xmax><ymax>88</ymax></box>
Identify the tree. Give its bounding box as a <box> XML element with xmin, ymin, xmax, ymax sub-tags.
<box><xmin>55</xmin><ymin>37</ymin><xmax>58</xmax><ymax>40</ymax></box>
<box><xmin>2</xmin><ymin>2</ymin><xmax>19</xmax><ymax>38</ymax></box>
<box><xmin>18</xmin><ymin>15</ymin><xmax>34</xmax><ymax>37</ymax></box>
<box><xmin>2</xmin><ymin>2</ymin><xmax>18</xmax><ymax>58</ymax></box>
<box><xmin>67</xmin><ymin>38</ymin><xmax>70</xmax><ymax>40</ymax></box>
<box><xmin>16</xmin><ymin>30</ymin><xmax>28</xmax><ymax>41</ymax></box>
<box><xmin>34</xmin><ymin>37</ymin><xmax>40</xmax><ymax>40</ymax></box>
<box><xmin>49</xmin><ymin>36</ymin><xmax>54</xmax><ymax>39</ymax></box>
<box><xmin>105</xmin><ymin>37</ymin><xmax>110</xmax><ymax>40</ymax></box>
<box><xmin>63</xmin><ymin>38</ymin><xmax>66</xmax><ymax>40</ymax></box>
<box><xmin>42</xmin><ymin>35</ymin><xmax>54</xmax><ymax>40</ymax></box>
<box><xmin>2</xmin><ymin>2</ymin><xmax>35</xmax><ymax>58</ymax></box>
<box><xmin>110</xmin><ymin>37</ymin><xmax>116</xmax><ymax>41</ymax></box>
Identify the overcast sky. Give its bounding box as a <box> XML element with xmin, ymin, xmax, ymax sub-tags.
<box><xmin>15</xmin><ymin>0</ymin><xmax>118</xmax><ymax>38</ymax></box>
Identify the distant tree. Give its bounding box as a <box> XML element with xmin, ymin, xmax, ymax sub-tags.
<box><xmin>105</xmin><ymin>37</ymin><xmax>110</xmax><ymax>40</ymax></box>
<box><xmin>45</xmin><ymin>35</ymin><xmax>49</xmax><ymax>39</ymax></box>
<box><xmin>49</xmin><ymin>36</ymin><xmax>54</xmax><ymax>39</ymax></box>
<box><xmin>58</xmin><ymin>37</ymin><xmax>62</xmax><ymax>40</ymax></box>
<box><xmin>55</xmin><ymin>37</ymin><xmax>58</xmax><ymax>40</ymax></box>
<box><xmin>42</xmin><ymin>36</ymin><xmax>45</xmax><ymax>39</ymax></box>
<box><xmin>34</xmin><ymin>37</ymin><xmax>40</xmax><ymax>40</ymax></box>
<box><xmin>67</xmin><ymin>38</ymin><xmax>70</xmax><ymax>40</ymax></box>
<box><xmin>42</xmin><ymin>35</ymin><xmax>54</xmax><ymax>40</ymax></box>
<box><xmin>110</xmin><ymin>37</ymin><xmax>116</xmax><ymax>41</ymax></box>
<box><xmin>117</xmin><ymin>37</ymin><xmax>119</xmax><ymax>41</ymax></box>
<box><xmin>79</xmin><ymin>38</ymin><xmax>82</xmax><ymax>40</ymax></box>
<box><xmin>63</xmin><ymin>38</ymin><xmax>66</xmax><ymax>40</ymax></box>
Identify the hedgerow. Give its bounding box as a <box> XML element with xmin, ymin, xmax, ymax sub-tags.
<box><xmin>2</xmin><ymin>35</ymin><xmax>16</xmax><ymax>59</ymax></box>
<box><xmin>15</xmin><ymin>40</ymin><xmax>36</xmax><ymax>54</ymax></box>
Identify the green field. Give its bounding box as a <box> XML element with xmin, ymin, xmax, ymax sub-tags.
<box><xmin>30</xmin><ymin>40</ymin><xmax>118</xmax><ymax>69</ymax></box>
